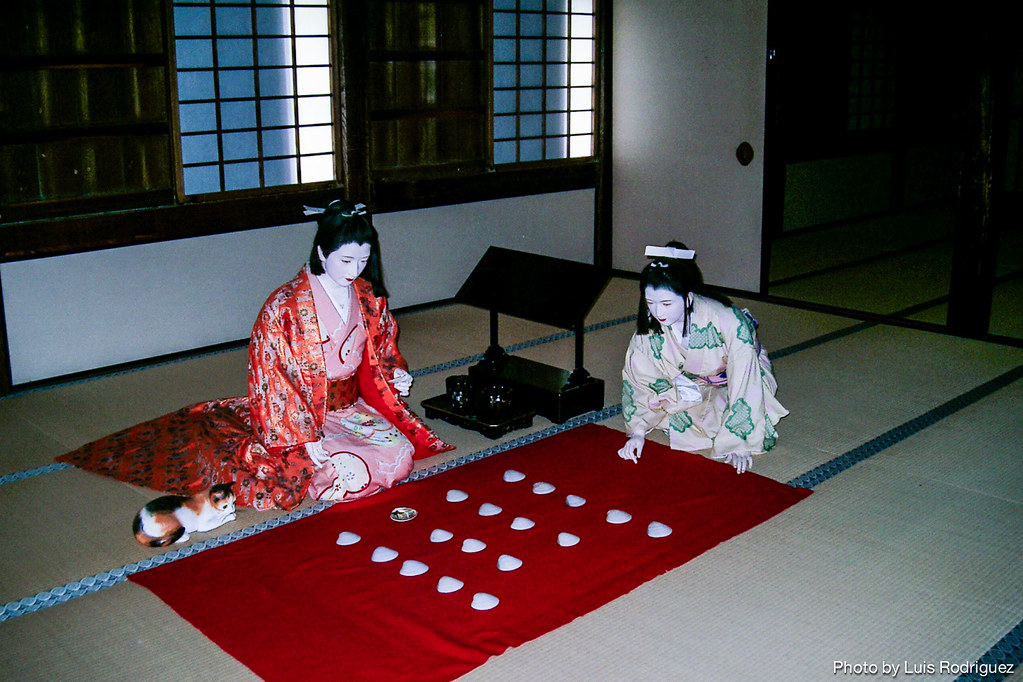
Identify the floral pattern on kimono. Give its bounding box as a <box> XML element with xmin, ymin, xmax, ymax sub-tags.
<box><xmin>57</xmin><ymin>266</ymin><xmax>452</xmax><ymax>511</ymax></box>
<box><xmin>622</xmin><ymin>294</ymin><xmax>788</xmax><ymax>460</ymax></box>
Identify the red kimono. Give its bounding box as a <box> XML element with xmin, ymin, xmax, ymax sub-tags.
<box><xmin>57</xmin><ymin>267</ymin><xmax>452</xmax><ymax>511</ymax></box>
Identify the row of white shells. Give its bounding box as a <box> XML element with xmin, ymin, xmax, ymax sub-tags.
<box><xmin>446</xmin><ymin>468</ymin><xmax>674</xmax><ymax>539</ymax></box>
<box><xmin>334</xmin><ymin>535</ymin><xmax>501</xmax><ymax>610</ymax></box>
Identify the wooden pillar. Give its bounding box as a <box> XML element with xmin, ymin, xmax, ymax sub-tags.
<box><xmin>761</xmin><ymin>1</ymin><xmax>783</xmax><ymax>294</ymax></box>
<box><xmin>593</xmin><ymin>0</ymin><xmax>613</xmax><ymax>269</ymax></box>
<box><xmin>0</xmin><ymin>276</ymin><xmax>10</xmax><ymax>395</ymax></box>
<box><xmin>946</xmin><ymin>28</ymin><xmax>1004</xmax><ymax>337</ymax></box>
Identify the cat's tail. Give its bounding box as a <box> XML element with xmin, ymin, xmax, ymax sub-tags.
<box><xmin>132</xmin><ymin>510</ymin><xmax>185</xmax><ymax>547</ymax></box>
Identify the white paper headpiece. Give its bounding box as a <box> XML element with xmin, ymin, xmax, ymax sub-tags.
<box><xmin>645</xmin><ymin>245</ymin><xmax>695</xmax><ymax>260</ymax></box>
<box><xmin>303</xmin><ymin>202</ymin><xmax>367</xmax><ymax>217</ymax></box>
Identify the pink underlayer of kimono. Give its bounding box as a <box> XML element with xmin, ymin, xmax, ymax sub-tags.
<box><xmin>305</xmin><ymin>276</ymin><xmax>414</xmax><ymax>502</ymax></box>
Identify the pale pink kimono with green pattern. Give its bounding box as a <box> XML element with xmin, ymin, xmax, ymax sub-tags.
<box><xmin>622</xmin><ymin>294</ymin><xmax>788</xmax><ymax>460</ymax></box>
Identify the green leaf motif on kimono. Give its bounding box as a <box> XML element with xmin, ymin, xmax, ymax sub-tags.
<box><xmin>724</xmin><ymin>398</ymin><xmax>755</xmax><ymax>440</ymax></box>
<box><xmin>732</xmin><ymin>307</ymin><xmax>755</xmax><ymax>346</ymax></box>
<box><xmin>669</xmin><ymin>412</ymin><xmax>693</xmax><ymax>433</ymax></box>
<box><xmin>622</xmin><ymin>380</ymin><xmax>637</xmax><ymax>421</ymax></box>
<box><xmin>689</xmin><ymin>322</ymin><xmax>723</xmax><ymax>349</ymax></box>
<box><xmin>763</xmin><ymin>418</ymin><xmax>778</xmax><ymax>451</ymax></box>
<box><xmin>648</xmin><ymin>378</ymin><xmax>673</xmax><ymax>395</ymax></box>
<box><xmin>649</xmin><ymin>334</ymin><xmax>665</xmax><ymax>360</ymax></box>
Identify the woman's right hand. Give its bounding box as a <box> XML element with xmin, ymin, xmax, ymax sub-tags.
<box><xmin>305</xmin><ymin>440</ymin><xmax>329</xmax><ymax>467</ymax></box>
<box><xmin>617</xmin><ymin>433</ymin><xmax>645</xmax><ymax>463</ymax></box>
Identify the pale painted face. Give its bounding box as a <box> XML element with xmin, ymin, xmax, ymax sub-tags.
<box><xmin>645</xmin><ymin>286</ymin><xmax>687</xmax><ymax>329</ymax></box>
<box><xmin>318</xmin><ymin>242</ymin><xmax>371</xmax><ymax>288</ymax></box>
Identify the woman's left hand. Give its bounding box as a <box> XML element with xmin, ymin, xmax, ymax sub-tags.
<box><xmin>713</xmin><ymin>451</ymin><xmax>753</xmax><ymax>474</ymax></box>
<box><xmin>390</xmin><ymin>368</ymin><xmax>413</xmax><ymax>396</ymax></box>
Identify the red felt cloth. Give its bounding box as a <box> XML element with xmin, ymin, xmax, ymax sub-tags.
<box><xmin>130</xmin><ymin>424</ymin><xmax>810</xmax><ymax>681</ymax></box>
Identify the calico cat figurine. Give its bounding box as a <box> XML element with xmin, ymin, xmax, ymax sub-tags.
<box><xmin>132</xmin><ymin>483</ymin><xmax>237</xmax><ymax>547</ymax></box>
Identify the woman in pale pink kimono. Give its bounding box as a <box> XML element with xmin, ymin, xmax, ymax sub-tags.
<box><xmin>58</xmin><ymin>200</ymin><xmax>452</xmax><ymax>510</ymax></box>
<box><xmin>617</xmin><ymin>242</ymin><xmax>787</xmax><ymax>474</ymax></box>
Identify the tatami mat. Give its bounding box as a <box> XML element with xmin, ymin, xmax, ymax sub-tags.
<box><xmin>769</xmin><ymin>206</ymin><xmax>1023</xmax><ymax>347</ymax></box>
<box><xmin>771</xmin><ymin>242</ymin><xmax>955</xmax><ymax>316</ymax></box>
<box><xmin>769</xmin><ymin>205</ymin><xmax>954</xmax><ymax>283</ymax></box>
<box><xmin>2</xmin><ymin>276</ymin><xmax>1021</xmax><ymax>681</ymax></box>
<box><xmin>2</xmin><ymin>583</ymin><xmax>260</xmax><ymax>681</ymax></box>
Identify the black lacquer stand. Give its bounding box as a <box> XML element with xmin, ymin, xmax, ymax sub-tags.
<box><xmin>422</xmin><ymin>247</ymin><xmax>609</xmax><ymax>436</ymax></box>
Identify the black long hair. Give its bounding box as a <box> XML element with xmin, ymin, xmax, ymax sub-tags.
<box><xmin>309</xmin><ymin>199</ymin><xmax>388</xmax><ymax>298</ymax></box>
<box><xmin>636</xmin><ymin>241</ymin><xmax>732</xmax><ymax>335</ymax></box>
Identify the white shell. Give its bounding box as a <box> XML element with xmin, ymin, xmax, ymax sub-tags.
<box><xmin>565</xmin><ymin>494</ymin><xmax>586</xmax><ymax>507</ymax></box>
<box><xmin>446</xmin><ymin>489</ymin><xmax>469</xmax><ymax>502</ymax></box>
<box><xmin>647</xmin><ymin>521</ymin><xmax>673</xmax><ymax>538</ymax></box>
<box><xmin>461</xmin><ymin>538</ymin><xmax>487</xmax><ymax>553</ymax></box>
<box><xmin>437</xmin><ymin>576</ymin><xmax>464</xmax><ymax>594</ymax></box>
<box><xmin>510</xmin><ymin>516</ymin><xmax>535</xmax><ymax>530</ymax></box>
<box><xmin>478</xmin><ymin>502</ymin><xmax>503</xmax><ymax>517</ymax></box>
<box><xmin>371</xmin><ymin>546</ymin><xmax>399</xmax><ymax>562</ymax></box>
<box><xmin>400</xmin><ymin>560</ymin><xmax>429</xmax><ymax>577</ymax></box>
<box><xmin>336</xmin><ymin>531</ymin><xmax>361</xmax><ymax>546</ymax></box>
<box><xmin>606</xmin><ymin>509</ymin><xmax>633</xmax><ymax>524</ymax></box>
<box><xmin>532</xmin><ymin>481</ymin><xmax>556</xmax><ymax>495</ymax></box>
<box><xmin>497</xmin><ymin>554</ymin><xmax>523</xmax><ymax>571</ymax></box>
<box><xmin>471</xmin><ymin>592</ymin><xmax>500</xmax><ymax>611</ymax></box>
<box><xmin>503</xmin><ymin>469</ymin><xmax>526</xmax><ymax>482</ymax></box>
<box><xmin>430</xmin><ymin>528</ymin><xmax>454</xmax><ymax>543</ymax></box>
<box><xmin>557</xmin><ymin>532</ymin><xmax>580</xmax><ymax>547</ymax></box>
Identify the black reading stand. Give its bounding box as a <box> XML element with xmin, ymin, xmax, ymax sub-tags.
<box><xmin>422</xmin><ymin>247</ymin><xmax>609</xmax><ymax>436</ymax></box>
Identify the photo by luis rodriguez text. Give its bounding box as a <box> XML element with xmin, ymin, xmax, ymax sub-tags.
<box><xmin>833</xmin><ymin>660</ymin><xmax>1017</xmax><ymax>678</ymax></box>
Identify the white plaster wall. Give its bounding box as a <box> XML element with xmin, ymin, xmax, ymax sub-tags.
<box><xmin>1</xmin><ymin>225</ymin><xmax>314</xmax><ymax>385</ymax></box>
<box><xmin>1</xmin><ymin>191</ymin><xmax>593</xmax><ymax>385</ymax></box>
<box><xmin>375</xmin><ymin>190</ymin><xmax>595</xmax><ymax>307</ymax></box>
<box><xmin>612</xmin><ymin>0</ymin><xmax>767</xmax><ymax>290</ymax></box>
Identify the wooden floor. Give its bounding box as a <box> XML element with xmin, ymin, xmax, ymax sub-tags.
<box><xmin>2</xmin><ymin>274</ymin><xmax>1022</xmax><ymax>681</ymax></box>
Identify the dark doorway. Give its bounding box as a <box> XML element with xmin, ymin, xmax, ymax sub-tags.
<box><xmin>763</xmin><ymin>2</ymin><xmax>1023</xmax><ymax>343</ymax></box>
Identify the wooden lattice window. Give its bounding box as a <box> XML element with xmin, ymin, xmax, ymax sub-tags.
<box><xmin>0</xmin><ymin>0</ymin><xmax>601</xmax><ymax>261</ymax></box>
<box><xmin>171</xmin><ymin>0</ymin><xmax>338</xmax><ymax>197</ymax></box>
<box><xmin>492</xmin><ymin>0</ymin><xmax>595</xmax><ymax>164</ymax></box>
<box><xmin>846</xmin><ymin>6</ymin><xmax>896</xmax><ymax>132</ymax></box>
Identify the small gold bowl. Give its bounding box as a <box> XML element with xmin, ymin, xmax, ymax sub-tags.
<box><xmin>390</xmin><ymin>506</ymin><xmax>417</xmax><ymax>522</ymax></box>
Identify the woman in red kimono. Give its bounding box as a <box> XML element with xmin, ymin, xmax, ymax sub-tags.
<box><xmin>58</xmin><ymin>200</ymin><xmax>452</xmax><ymax>511</ymax></box>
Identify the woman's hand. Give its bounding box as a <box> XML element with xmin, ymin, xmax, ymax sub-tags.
<box><xmin>617</xmin><ymin>433</ymin><xmax>645</xmax><ymax>463</ymax></box>
<box><xmin>305</xmin><ymin>440</ymin><xmax>330</xmax><ymax>467</ymax></box>
<box><xmin>389</xmin><ymin>368</ymin><xmax>413</xmax><ymax>396</ymax></box>
<box><xmin>713</xmin><ymin>451</ymin><xmax>753</xmax><ymax>474</ymax></box>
